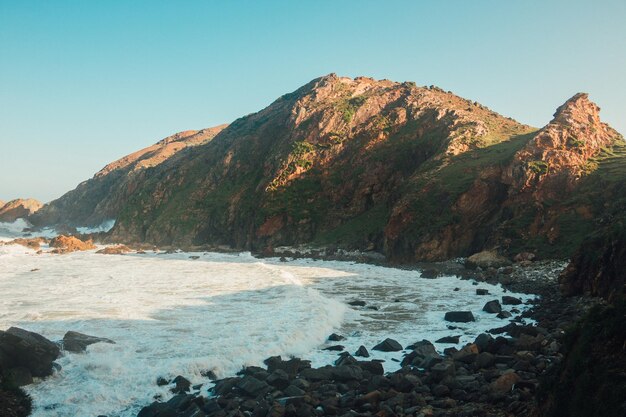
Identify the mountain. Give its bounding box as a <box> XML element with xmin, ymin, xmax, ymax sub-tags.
<box><xmin>30</xmin><ymin>125</ymin><xmax>226</xmax><ymax>227</ymax></box>
<box><xmin>0</xmin><ymin>199</ymin><xmax>42</xmax><ymax>222</ymax></box>
<box><xmin>30</xmin><ymin>75</ymin><xmax>625</xmax><ymax>262</ymax></box>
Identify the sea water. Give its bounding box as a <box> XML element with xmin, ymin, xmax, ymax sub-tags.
<box><xmin>0</xmin><ymin>222</ymin><xmax>534</xmax><ymax>417</ymax></box>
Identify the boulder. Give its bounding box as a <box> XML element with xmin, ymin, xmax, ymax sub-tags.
<box><xmin>347</xmin><ymin>300</ymin><xmax>366</xmax><ymax>307</ymax></box>
<box><xmin>482</xmin><ymin>300</ymin><xmax>502</xmax><ymax>314</ymax></box>
<box><xmin>327</xmin><ymin>333</ymin><xmax>345</xmax><ymax>341</ymax></box>
<box><xmin>444</xmin><ymin>311</ymin><xmax>475</xmax><ymax>322</ymax></box>
<box><xmin>354</xmin><ymin>345</ymin><xmax>369</xmax><ymax>357</ymax></box>
<box><xmin>237</xmin><ymin>376</ymin><xmax>270</xmax><ymax>397</ymax></box>
<box><xmin>0</xmin><ymin>327</ymin><xmax>60</xmax><ymax>377</ymax></box>
<box><xmin>476</xmin><ymin>289</ymin><xmax>489</xmax><ymax>295</ymax></box>
<box><xmin>436</xmin><ymin>335</ymin><xmax>460</xmax><ymax>344</ymax></box>
<box><xmin>465</xmin><ymin>251</ymin><xmax>511</xmax><ymax>269</ymax></box>
<box><xmin>490</xmin><ymin>372</ymin><xmax>520</xmax><ymax>393</ymax></box>
<box><xmin>502</xmin><ymin>295</ymin><xmax>522</xmax><ymax>305</ymax></box>
<box><xmin>372</xmin><ymin>338</ymin><xmax>403</xmax><ymax>352</ymax></box>
<box><xmin>62</xmin><ymin>331</ymin><xmax>115</xmax><ymax>353</ymax></box>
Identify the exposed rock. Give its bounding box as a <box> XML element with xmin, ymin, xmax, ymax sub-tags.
<box><xmin>0</xmin><ymin>199</ymin><xmax>42</xmax><ymax>222</ymax></box>
<box><xmin>475</xmin><ymin>288</ymin><xmax>489</xmax><ymax>295</ymax></box>
<box><xmin>372</xmin><ymin>338</ymin><xmax>403</xmax><ymax>352</ymax></box>
<box><xmin>444</xmin><ymin>311</ymin><xmax>475</xmax><ymax>322</ymax></box>
<box><xmin>559</xmin><ymin>226</ymin><xmax>626</xmax><ymax>300</ymax></box>
<box><xmin>435</xmin><ymin>335</ymin><xmax>460</xmax><ymax>344</ymax></box>
<box><xmin>482</xmin><ymin>300</ymin><xmax>502</xmax><ymax>314</ymax></box>
<box><xmin>96</xmin><ymin>245</ymin><xmax>132</xmax><ymax>255</ymax></box>
<box><xmin>0</xmin><ymin>327</ymin><xmax>60</xmax><ymax>378</ymax></box>
<box><xmin>0</xmin><ymin>237</ymin><xmax>48</xmax><ymax>250</ymax></box>
<box><xmin>502</xmin><ymin>295</ymin><xmax>522</xmax><ymax>305</ymax></box>
<box><xmin>466</xmin><ymin>250</ymin><xmax>511</xmax><ymax>269</ymax></box>
<box><xmin>354</xmin><ymin>345</ymin><xmax>369</xmax><ymax>357</ymax></box>
<box><xmin>62</xmin><ymin>331</ymin><xmax>115</xmax><ymax>353</ymax></box>
<box><xmin>49</xmin><ymin>235</ymin><xmax>96</xmax><ymax>253</ymax></box>
<box><xmin>327</xmin><ymin>333</ymin><xmax>345</xmax><ymax>341</ymax></box>
<box><xmin>490</xmin><ymin>372</ymin><xmax>521</xmax><ymax>393</ymax></box>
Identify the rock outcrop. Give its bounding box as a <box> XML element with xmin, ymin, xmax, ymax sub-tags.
<box><xmin>49</xmin><ymin>235</ymin><xmax>96</xmax><ymax>253</ymax></box>
<box><xmin>62</xmin><ymin>331</ymin><xmax>115</xmax><ymax>353</ymax></box>
<box><xmin>0</xmin><ymin>327</ymin><xmax>60</xmax><ymax>380</ymax></box>
<box><xmin>0</xmin><ymin>199</ymin><xmax>42</xmax><ymax>222</ymax></box>
<box><xmin>26</xmin><ymin>75</ymin><xmax>626</xmax><ymax>263</ymax></box>
<box><xmin>559</xmin><ymin>225</ymin><xmax>626</xmax><ymax>300</ymax></box>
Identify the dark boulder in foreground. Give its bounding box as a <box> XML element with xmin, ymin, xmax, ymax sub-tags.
<box><xmin>62</xmin><ymin>331</ymin><xmax>115</xmax><ymax>353</ymax></box>
<box><xmin>0</xmin><ymin>327</ymin><xmax>60</xmax><ymax>380</ymax></box>
<box><xmin>482</xmin><ymin>299</ymin><xmax>502</xmax><ymax>314</ymax></box>
<box><xmin>502</xmin><ymin>295</ymin><xmax>522</xmax><ymax>305</ymax></box>
<box><xmin>372</xmin><ymin>338</ymin><xmax>403</xmax><ymax>352</ymax></box>
<box><xmin>444</xmin><ymin>311</ymin><xmax>475</xmax><ymax>322</ymax></box>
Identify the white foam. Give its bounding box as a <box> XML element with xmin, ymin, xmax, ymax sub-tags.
<box><xmin>76</xmin><ymin>220</ymin><xmax>116</xmax><ymax>234</ymax></box>
<box><xmin>0</xmin><ymin>248</ymin><xmax>534</xmax><ymax>417</ymax></box>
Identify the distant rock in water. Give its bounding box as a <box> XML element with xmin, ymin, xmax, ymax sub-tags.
<box><xmin>49</xmin><ymin>235</ymin><xmax>96</xmax><ymax>253</ymax></box>
<box><xmin>26</xmin><ymin>74</ymin><xmax>625</xmax><ymax>263</ymax></box>
<box><xmin>62</xmin><ymin>331</ymin><xmax>115</xmax><ymax>353</ymax></box>
<box><xmin>0</xmin><ymin>199</ymin><xmax>42</xmax><ymax>222</ymax></box>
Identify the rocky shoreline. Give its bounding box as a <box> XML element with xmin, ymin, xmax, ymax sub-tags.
<box><xmin>134</xmin><ymin>259</ymin><xmax>598</xmax><ymax>417</ymax></box>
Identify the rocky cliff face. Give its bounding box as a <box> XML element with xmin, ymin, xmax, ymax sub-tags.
<box><xmin>559</xmin><ymin>225</ymin><xmax>626</xmax><ymax>300</ymax></box>
<box><xmin>30</xmin><ymin>125</ymin><xmax>226</xmax><ymax>227</ymax></box>
<box><xmin>0</xmin><ymin>199</ymin><xmax>42</xmax><ymax>222</ymax></box>
<box><xmin>30</xmin><ymin>75</ymin><xmax>625</xmax><ymax>262</ymax></box>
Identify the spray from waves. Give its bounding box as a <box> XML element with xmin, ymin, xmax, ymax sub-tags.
<box><xmin>0</xmin><ymin>251</ymin><xmax>348</xmax><ymax>417</ymax></box>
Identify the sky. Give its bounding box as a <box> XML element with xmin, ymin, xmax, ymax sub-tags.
<box><xmin>1</xmin><ymin>0</ymin><xmax>625</xmax><ymax>203</ymax></box>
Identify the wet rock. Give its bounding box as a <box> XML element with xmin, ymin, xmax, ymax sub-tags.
<box><xmin>372</xmin><ymin>338</ymin><xmax>403</xmax><ymax>352</ymax></box>
<box><xmin>327</xmin><ymin>333</ymin><xmax>345</xmax><ymax>341</ymax></box>
<box><xmin>475</xmin><ymin>352</ymin><xmax>496</xmax><ymax>369</ymax></box>
<box><xmin>474</xmin><ymin>333</ymin><xmax>494</xmax><ymax>352</ymax></box>
<box><xmin>435</xmin><ymin>335</ymin><xmax>460</xmax><ymax>344</ymax></box>
<box><xmin>476</xmin><ymin>289</ymin><xmax>489</xmax><ymax>295</ymax></box>
<box><xmin>0</xmin><ymin>327</ymin><xmax>60</xmax><ymax>377</ymax></box>
<box><xmin>502</xmin><ymin>295</ymin><xmax>522</xmax><ymax>305</ymax></box>
<box><xmin>334</xmin><ymin>352</ymin><xmax>357</xmax><ymax>367</ymax></box>
<box><xmin>4</xmin><ymin>366</ymin><xmax>33</xmax><ymax>386</ymax></box>
<box><xmin>348</xmin><ymin>300</ymin><xmax>366</xmax><ymax>307</ymax></box>
<box><xmin>323</xmin><ymin>345</ymin><xmax>344</xmax><ymax>351</ymax></box>
<box><xmin>482</xmin><ymin>300</ymin><xmax>502</xmax><ymax>314</ymax></box>
<box><xmin>331</xmin><ymin>365</ymin><xmax>364</xmax><ymax>382</ymax></box>
<box><xmin>430</xmin><ymin>361</ymin><xmax>455</xmax><ymax>381</ymax></box>
<box><xmin>420</xmin><ymin>268</ymin><xmax>441</xmax><ymax>279</ymax></box>
<box><xmin>156</xmin><ymin>376</ymin><xmax>169</xmax><ymax>386</ymax></box>
<box><xmin>354</xmin><ymin>345</ymin><xmax>369</xmax><ymax>357</ymax></box>
<box><xmin>171</xmin><ymin>375</ymin><xmax>191</xmax><ymax>394</ymax></box>
<box><xmin>237</xmin><ymin>376</ymin><xmax>270</xmax><ymax>397</ymax></box>
<box><xmin>452</xmin><ymin>344</ymin><xmax>479</xmax><ymax>363</ymax></box>
<box><xmin>137</xmin><ymin>401</ymin><xmax>177</xmax><ymax>417</ymax></box>
<box><xmin>357</xmin><ymin>360</ymin><xmax>384</xmax><ymax>375</ymax></box>
<box><xmin>497</xmin><ymin>310</ymin><xmax>512</xmax><ymax>319</ymax></box>
<box><xmin>266</xmin><ymin>369</ymin><xmax>290</xmax><ymax>389</ymax></box>
<box><xmin>62</xmin><ymin>331</ymin><xmax>115</xmax><ymax>353</ymax></box>
<box><xmin>264</xmin><ymin>356</ymin><xmax>310</xmax><ymax>378</ymax></box>
<box><xmin>444</xmin><ymin>311</ymin><xmax>475</xmax><ymax>322</ymax></box>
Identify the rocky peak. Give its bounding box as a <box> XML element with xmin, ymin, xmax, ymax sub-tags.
<box><xmin>506</xmin><ymin>93</ymin><xmax>622</xmax><ymax>198</ymax></box>
<box><xmin>0</xmin><ymin>198</ymin><xmax>42</xmax><ymax>222</ymax></box>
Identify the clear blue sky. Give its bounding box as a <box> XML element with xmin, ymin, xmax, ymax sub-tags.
<box><xmin>1</xmin><ymin>0</ymin><xmax>624</xmax><ymax>203</ymax></box>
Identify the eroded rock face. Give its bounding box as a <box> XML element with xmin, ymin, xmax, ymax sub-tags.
<box><xmin>559</xmin><ymin>226</ymin><xmax>626</xmax><ymax>300</ymax></box>
<box><xmin>0</xmin><ymin>199</ymin><xmax>42</xmax><ymax>222</ymax></box>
